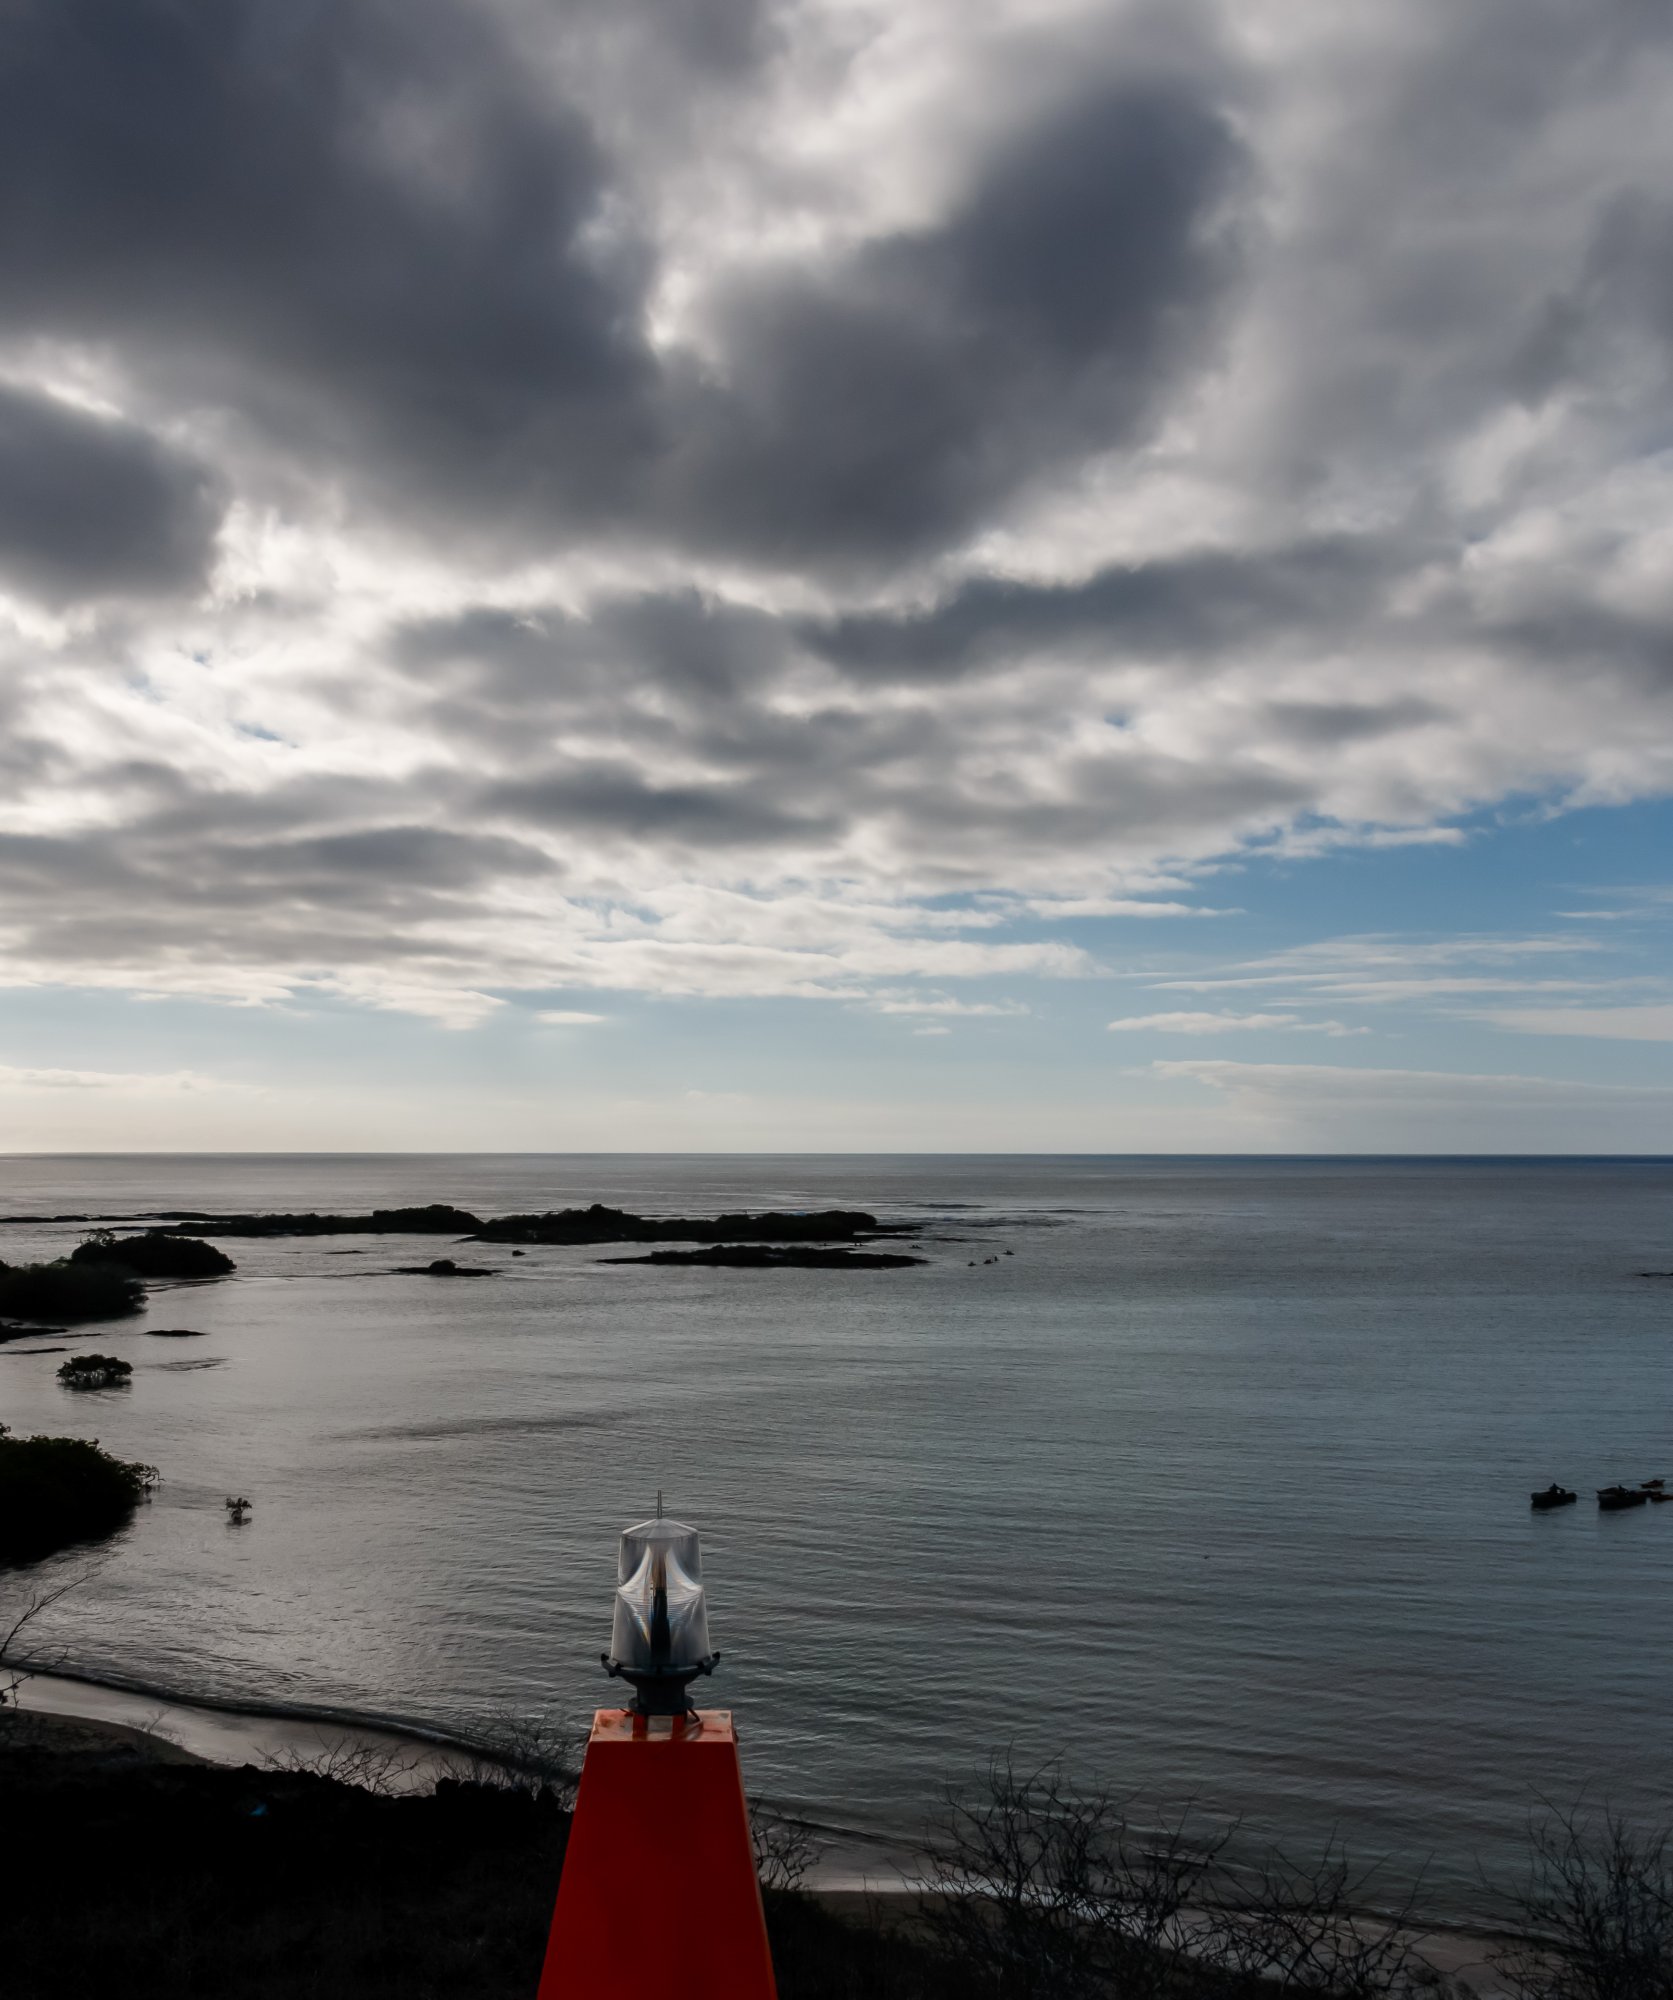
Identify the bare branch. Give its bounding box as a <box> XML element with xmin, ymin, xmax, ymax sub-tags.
<box><xmin>260</xmin><ymin>1734</ymin><xmax>424</xmax><ymax>1798</ymax></box>
<box><xmin>429</xmin><ymin>1706</ymin><xmax>583</xmax><ymax>1807</ymax></box>
<box><xmin>1201</xmin><ymin>1834</ymin><xmax>1435</xmax><ymax>2000</ymax></box>
<box><xmin>1493</xmin><ymin>1805</ymin><xmax>1673</xmax><ymax>2000</ymax></box>
<box><xmin>750</xmin><ymin>1797</ymin><xmax>822</xmax><ymax>1896</ymax></box>
<box><xmin>0</xmin><ymin>1566</ymin><xmax>95</xmax><ymax>1707</ymax></box>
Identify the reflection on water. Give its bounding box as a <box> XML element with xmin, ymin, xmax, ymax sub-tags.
<box><xmin>3</xmin><ymin>1153</ymin><xmax>1672</xmax><ymax>1916</ymax></box>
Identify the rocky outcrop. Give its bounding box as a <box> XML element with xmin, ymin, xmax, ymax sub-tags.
<box><xmin>471</xmin><ymin>1204</ymin><xmax>890</xmax><ymax>1246</ymax></box>
<box><xmin>147</xmin><ymin>1204</ymin><xmax>484</xmax><ymax>1239</ymax></box>
<box><xmin>600</xmin><ymin>1243</ymin><xmax>925</xmax><ymax>1269</ymax></box>
<box><xmin>129</xmin><ymin>1200</ymin><xmax>900</xmax><ymax>1247</ymax></box>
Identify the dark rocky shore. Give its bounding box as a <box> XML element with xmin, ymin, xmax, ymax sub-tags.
<box><xmin>0</xmin><ymin>1203</ymin><xmax>924</xmax><ymax>1336</ymax></box>
<box><xmin>0</xmin><ymin>1714</ymin><xmax>953</xmax><ymax>2000</ymax></box>
<box><xmin>109</xmin><ymin>1200</ymin><xmax>908</xmax><ymax>1247</ymax></box>
<box><xmin>603</xmin><ymin>1244</ymin><xmax>925</xmax><ymax>1268</ymax></box>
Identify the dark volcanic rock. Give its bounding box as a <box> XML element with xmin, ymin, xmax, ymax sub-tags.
<box><xmin>395</xmin><ymin>1259</ymin><xmax>495</xmax><ymax>1277</ymax></box>
<box><xmin>145</xmin><ymin>1327</ymin><xmax>209</xmax><ymax>1338</ymax></box>
<box><xmin>129</xmin><ymin>1199</ymin><xmax>908</xmax><ymax>1249</ymax></box>
<box><xmin>152</xmin><ymin>1203</ymin><xmax>485</xmax><ymax>1239</ymax></box>
<box><xmin>473</xmin><ymin>1203</ymin><xmax>889</xmax><ymax>1246</ymax></box>
<box><xmin>71</xmin><ymin>1232</ymin><xmax>235</xmax><ymax>1278</ymax></box>
<box><xmin>601</xmin><ymin>1243</ymin><xmax>926</xmax><ymax>1269</ymax></box>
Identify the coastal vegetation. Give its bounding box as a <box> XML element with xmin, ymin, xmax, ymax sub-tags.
<box><xmin>57</xmin><ymin>1354</ymin><xmax>133</xmax><ymax>1390</ymax></box>
<box><xmin>137</xmin><ymin>1202</ymin><xmax>487</xmax><ymax>1239</ymax></box>
<box><xmin>2</xmin><ymin>1706</ymin><xmax>1670</xmax><ymax>2000</ymax></box>
<box><xmin>0</xmin><ymin>1426</ymin><xmax>158</xmax><ymax>1564</ymax></box>
<box><xmin>0</xmin><ymin>1257</ymin><xmax>144</xmax><ymax>1325</ymax></box>
<box><xmin>470</xmin><ymin>1204</ymin><xmax>896</xmax><ymax>1247</ymax></box>
<box><xmin>69</xmin><ymin>1231</ymin><xmax>236</xmax><ymax>1279</ymax></box>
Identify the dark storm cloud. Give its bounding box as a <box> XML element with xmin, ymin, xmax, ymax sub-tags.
<box><xmin>558</xmin><ymin>0</ymin><xmax>777</xmax><ymax>75</ymax></box>
<box><xmin>483</xmin><ymin>764</ymin><xmax>843</xmax><ymax>848</ymax></box>
<box><xmin>0</xmin><ymin>0</ymin><xmax>657</xmax><ymax>537</ymax></box>
<box><xmin>1260</xmin><ymin>697</ymin><xmax>1448</xmax><ymax>748</ymax></box>
<box><xmin>0</xmin><ymin>1</ymin><xmax>1242</xmax><ymax>572</ymax></box>
<box><xmin>878</xmin><ymin>753</ymin><xmax>1313</xmax><ymax>856</ymax></box>
<box><xmin>0</xmin><ymin>384</ymin><xmax>221</xmax><ymax>600</ymax></box>
<box><xmin>251</xmin><ymin>827</ymin><xmax>558</xmax><ymax>891</ymax></box>
<box><xmin>1515</xmin><ymin>189</ymin><xmax>1673</xmax><ymax>403</ymax></box>
<box><xmin>4</xmin><ymin>0</ymin><xmax>1673</xmax><ymax>1025</ymax></box>
<box><xmin>669</xmin><ymin>83</ymin><xmax>1246</xmax><ymax>564</ymax></box>
<box><xmin>397</xmin><ymin>592</ymin><xmax>788</xmax><ymax>702</ymax></box>
<box><xmin>0</xmin><ymin>814</ymin><xmax>555</xmax><ymax>968</ymax></box>
<box><xmin>1478</xmin><ymin>599</ymin><xmax>1673</xmax><ymax>694</ymax></box>
<box><xmin>802</xmin><ymin>538</ymin><xmax>1397</xmax><ymax>679</ymax></box>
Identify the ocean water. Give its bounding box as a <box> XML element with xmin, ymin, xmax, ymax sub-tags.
<box><xmin>3</xmin><ymin>1154</ymin><xmax>1673</xmax><ymax>1915</ymax></box>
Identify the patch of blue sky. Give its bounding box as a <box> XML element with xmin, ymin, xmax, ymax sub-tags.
<box><xmin>0</xmin><ymin>796</ymin><xmax>1668</xmax><ymax>1148</ymax></box>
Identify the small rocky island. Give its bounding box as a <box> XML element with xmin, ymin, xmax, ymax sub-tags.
<box><xmin>0</xmin><ymin>1229</ymin><xmax>237</xmax><ymax>1332</ymax></box>
<box><xmin>469</xmin><ymin>1205</ymin><xmax>897</xmax><ymax>1247</ymax></box>
<box><xmin>602</xmin><ymin>1244</ymin><xmax>925</xmax><ymax>1269</ymax></box>
<box><xmin>0</xmin><ymin>1205</ymin><xmax>930</xmax><ymax>1304</ymax></box>
<box><xmin>0</xmin><ymin>1258</ymin><xmax>144</xmax><ymax>1327</ymax></box>
<box><xmin>69</xmin><ymin>1231</ymin><xmax>236</xmax><ymax>1279</ymax></box>
<box><xmin>104</xmin><ymin>1201</ymin><xmax>911</xmax><ymax>1249</ymax></box>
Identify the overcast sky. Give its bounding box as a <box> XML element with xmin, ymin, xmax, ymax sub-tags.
<box><xmin>1</xmin><ymin>0</ymin><xmax>1671</xmax><ymax>1151</ymax></box>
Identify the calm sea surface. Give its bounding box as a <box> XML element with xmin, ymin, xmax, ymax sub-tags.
<box><xmin>3</xmin><ymin>1155</ymin><xmax>1672</xmax><ymax>1913</ymax></box>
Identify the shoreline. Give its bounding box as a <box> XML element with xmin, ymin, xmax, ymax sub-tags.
<box><xmin>9</xmin><ymin>1664</ymin><xmax>915</xmax><ymax>1886</ymax></box>
<box><xmin>8</xmin><ymin>1664</ymin><xmax>1511</xmax><ymax>1981</ymax></box>
<box><xmin>12</xmin><ymin>1666</ymin><xmax>537</xmax><ymax>1793</ymax></box>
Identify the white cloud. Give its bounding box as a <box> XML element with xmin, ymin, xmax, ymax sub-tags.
<box><xmin>1025</xmin><ymin>897</ymin><xmax>1229</xmax><ymax>919</ymax></box>
<box><xmin>1150</xmin><ymin>1059</ymin><xmax>1673</xmax><ymax>1152</ymax></box>
<box><xmin>534</xmin><ymin>1010</ymin><xmax>609</xmax><ymax>1025</ymax></box>
<box><xmin>1</xmin><ymin>0</ymin><xmax>1673</xmax><ymax>1062</ymax></box>
<box><xmin>1147</xmin><ymin>933</ymin><xmax>1633</xmax><ymax>1010</ymax></box>
<box><xmin>0</xmin><ymin>1063</ymin><xmax>243</xmax><ymax>1092</ymax></box>
<box><xmin>1107</xmin><ymin>1011</ymin><xmax>1363</xmax><ymax>1035</ymax></box>
<box><xmin>869</xmin><ymin>994</ymin><xmax>1031</xmax><ymax>1017</ymax></box>
<box><xmin>1478</xmin><ymin>1005</ymin><xmax>1673</xmax><ymax>1042</ymax></box>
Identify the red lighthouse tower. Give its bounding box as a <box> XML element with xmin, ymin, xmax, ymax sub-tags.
<box><xmin>536</xmin><ymin>1507</ymin><xmax>778</xmax><ymax>1999</ymax></box>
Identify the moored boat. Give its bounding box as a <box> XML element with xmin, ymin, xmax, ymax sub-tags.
<box><xmin>1531</xmin><ymin>1484</ymin><xmax>1577</xmax><ymax>1510</ymax></box>
<box><xmin>1598</xmin><ymin>1485</ymin><xmax>1650</xmax><ymax>1510</ymax></box>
